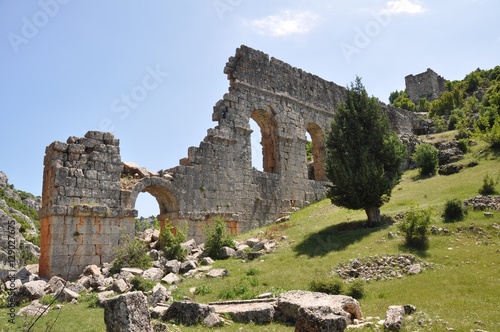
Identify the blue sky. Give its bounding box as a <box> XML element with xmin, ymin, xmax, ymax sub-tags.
<box><xmin>1</xmin><ymin>0</ymin><xmax>498</xmax><ymax>217</ymax></box>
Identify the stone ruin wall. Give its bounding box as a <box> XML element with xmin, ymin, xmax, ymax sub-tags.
<box><xmin>39</xmin><ymin>45</ymin><xmax>420</xmax><ymax>279</ymax></box>
<box><xmin>405</xmin><ymin>68</ymin><xmax>446</xmax><ymax>104</ymax></box>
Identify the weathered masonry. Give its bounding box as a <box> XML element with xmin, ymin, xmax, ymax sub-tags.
<box><xmin>405</xmin><ymin>68</ymin><xmax>446</xmax><ymax>104</ymax></box>
<box><xmin>39</xmin><ymin>45</ymin><xmax>419</xmax><ymax>279</ymax></box>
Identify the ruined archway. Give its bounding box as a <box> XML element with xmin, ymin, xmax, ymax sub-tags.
<box><xmin>130</xmin><ymin>177</ymin><xmax>180</xmax><ymax>238</ymax></box>
<box><xmin>250</xmin><ymin>109</ymin><xmax>279</xmax><ymax>173</ymax></box>
<box><xmin>306</xmin><ymin>123</ymin><xmax>326</xmax><ymax>181</ymax></box>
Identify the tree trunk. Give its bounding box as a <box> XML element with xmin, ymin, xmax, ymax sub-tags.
<box><xmin>365</xmin><ymin>206</ymin><xmax>381</xmax><ymax>226</ymax></box>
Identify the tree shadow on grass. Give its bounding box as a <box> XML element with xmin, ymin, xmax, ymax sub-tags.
<box><xmin>293</xmin><ymin>216</ymin><xmax>394</xmax><ymax>258</ymax></box>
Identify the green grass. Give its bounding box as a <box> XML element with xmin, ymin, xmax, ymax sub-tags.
<box><xmin>1</xmin><ymin>133</ymin><xmax>499</xmax><ymax>331</ymax></box>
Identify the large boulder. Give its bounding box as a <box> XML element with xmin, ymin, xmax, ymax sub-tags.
<box><xmin>295</xmin><ymin>306</ymin><xmax>347</xmax><ymax>332</ymax></box>
<box><xmin>162</xmin><ymin>301</ymin><xmax>214</xmax><ymax>326</ymax></box>
<box><xmin>276</xmin><ymin>290</ymin><xmax>362</xmax><ymax>325</ymax></box>
<box><xmin>103</xmin><ymin>291</ymin><xmax>152</xmax><ymax>332</ymax></box>
<box><xmin>14</xmin><ymin>280</ymin><xmax>47</xmax><ymax>305</ymax></box>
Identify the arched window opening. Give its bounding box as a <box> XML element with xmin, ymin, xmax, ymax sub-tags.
<box><xmin>250</xmin><ymin>118</ymin><xmax>263</xmax><ymax>171</ymax></box>
<box><xmin>306</xmin><ymin>123</ymin><xmax>326</xmax><ymax>181</ymax></box>
<box><xmin>250</xmin><ymin>110</ymin><xmax>279</xmax><ymax>173</ymax></box>
<box><xmin>135</xmin><ymin>192</ymin><xmax>160</xmax><ymax>232</ymax></box>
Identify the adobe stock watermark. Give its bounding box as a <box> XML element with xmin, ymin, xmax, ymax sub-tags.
<box><xmin>99</xmin><ymin>65</ymin><xmax>169</xmax><ymax>132</ymax></box>
<box><xmin>7</xmin><ymin>0</ymin><xmax>71</xmax><ymax>54</ymax></box>
<box><xmin>339</xmin><ymin>10</ymin><xmax>392</xmax><ymax>63</ymax></box>
<box><xmin>212</xmin><ymin>0</ymin><xmax>243</xmax><ymax>21</ymax></box>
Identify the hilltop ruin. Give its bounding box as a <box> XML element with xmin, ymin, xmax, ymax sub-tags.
<box><xmin>39</xmin><ymin>45</ymin><xmax>419</xmax><ymax>279</ymax></box>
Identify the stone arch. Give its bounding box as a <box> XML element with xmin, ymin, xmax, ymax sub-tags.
<box><xmin>306</xmin><ymin>123</ymin><xmax>326</xmax><ymax>181</ymax></box>
<box><xmin>130</xmin><ymin>178</ymin><xmax>181</xmax><ymax>236</ymax></box>
<box><xmin>250</xmin><ymin>108</ymin><xmax>280</xmax><ymax>173</ymax></box>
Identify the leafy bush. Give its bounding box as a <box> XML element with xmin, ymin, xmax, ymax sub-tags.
<box><xmin>80</xmin><ymin>292</ymin><xmax>99</xmax><ymax>308</ymax></box>
<box><xmin>413</xmin><ymin>143</ymin><xmax>439</xmax><ymax>176</ymax></box>
<box><xmin>40</xmin><ymin>294</ymin><xmax>58</xmax><ymax>306</ymax></box>
<box><xmin>204</xmin><ymin>217</ymin><xmax>235</xmax><ymax>259</ymax></box>
<box><xmin>457</xmin><ymin>139</ymin><xmax>469</xmax><ymax>153</ymax></box>
<box><xmin>479</xmin><ymin>173</ymin><xmax>497</xmax><ymax>196</ymax></box>
<box><xmin>194</xmin><ymin>285</ymin><xmax>212</xmax><ymax>296</ymax></box>
<box><xmin>161</xmin><ymin>223</ymin><xmax>187</xmax><ymax>261</ymax></box>
<box><xmin>398</xmin><ymin>208</ymin><xmax>431</xmax><ymax>249</ymax></box>
<box><xmin>443</xmin><ymin>199</ymin><xmax>467</xmax><ymax>223</ymax></box>
<box><xmin>110</xmin><ymin>236</ymin><xmax>152</xmax><ymax>274</ymax></box>
<box><xmin>347</xmin><ymin>280</ymin><xmax>366</xmax><ymax>299</ymax></box>
<box><xmin>130</xmin><ymin>276</ymin><xmax>155</xmax><ymax>292</ymax></box>
<box><xmin>309</xmin><ymin>276</ymin><xmax>344</xmax><ymax>295</ymax></box>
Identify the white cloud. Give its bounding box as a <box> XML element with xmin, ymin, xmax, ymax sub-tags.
<box><xmin>247</xmin><ymin>10</ymin><xmax>319</xmax><ymax>37</ymax></box>
<box><xmin>384</xmin><ymin>0</ymin><xmax>426</xmax><ymax>14</ymax></box>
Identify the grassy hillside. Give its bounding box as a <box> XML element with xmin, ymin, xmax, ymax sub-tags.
<box><xmin>1</xmin><ymin>132</ymin><xmax>499</xmax><ymax>331</ymax></box>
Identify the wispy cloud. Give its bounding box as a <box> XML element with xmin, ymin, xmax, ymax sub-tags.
<box><xmin>246</xmin><ymin>10</ymin><xmax>319</xmax><ymax>37</ymax></box>
<box><xmin>383</xmin><ymin>0</ymin><xmax>427</xmax><ymax>14</ymax></box>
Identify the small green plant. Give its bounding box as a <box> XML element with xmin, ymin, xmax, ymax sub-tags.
<box><xmin>204</xmin><ymin>217</ymin><xmax>235</xmax><ymax>259</ymax></box>
<box><xmin>443</xmin><ymin>198</ymin><xmax>467</xmax><ymax>222</ymax></box>
<box><xmin>399</xmin><ymin>208</ymin><xmax>431</xmax><ymax>249</ymax></box>
<box><xmin>347</xmin><ymin>280</ymin><xmax>365</xmax><ymax>299</ymax></box>
<box><xmin>245</xmin><ymin>268</ymin><xmax>260</xmax><ymax>276</ymax></box>
<box><xmin>80</xmin><ymin>292</ymin><xmax>100</xmax><ymax>308</ymax></box>
<box><xmin>130</xmin><ymin>276</ymin><xmax>155</xmax><ymax>292</ymax></box>
<box><xmin>110</xmin><ymin>236</ymin><xmax>152</xmax><ymax>274</ymax></box>
<box><xmin>457</xmin><ymin>138</ymin><xmax>470</xmax><ymax>153</ymax></box>
<box><xmin>309</xmin><ymin>276</ymin><xmax>344</xmax><ymax>295</ymax></box>
<box><xmin>413</xmin><ymin>143</ymin><xmax>439</xmax><ymax>176</ymax></box>
<box><xmin>479</xmin><ymin>173</ymin><xmax>497</xmax><ymax>195</ymax></box>
<box><xmin>160</xmin><ymin>223</ymin><xmax>187</xmax><ymax>261</ymax></box>
<box><xmin>39</xmin><ymin>294</ymin><xmax>58</xmax><ymax>306</ymax></box>
<box><xmin>194</xmin><ymin>285</ymin><xmax>212</xmax><ymax>296</ymax></box>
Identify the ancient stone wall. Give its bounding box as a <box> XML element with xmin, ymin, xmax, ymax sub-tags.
<box><xmin>405</xmin><ymin>68</ymin><xmax>446</xmax><ymax>104</ymax></box>
<box><xmin>40</xmin><ymin>45</ymin><xmax>420</xmax><ymax>279</ymax></box>
<box><xmin>38</xmin><ymin>132</ymin><xmax>135</xmax><ymax>280</ymax></box>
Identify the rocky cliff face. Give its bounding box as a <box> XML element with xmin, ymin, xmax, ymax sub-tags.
<box><xmin>0</xmin><ymin>171</ymin><xmax>41</xmax><ymax>269</ymax></box>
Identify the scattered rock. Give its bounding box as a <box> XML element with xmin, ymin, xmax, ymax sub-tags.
<box><xmin>206</xmin><ymin>268</ymin><xmax>228</xmax><ymax>278</ymax></box>
<box><xmin>17</xmin><ymin>300</ymin><xmax>49</xmax><ymax>316</ymax></box>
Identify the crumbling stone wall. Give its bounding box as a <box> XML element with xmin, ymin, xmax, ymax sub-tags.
<box><xmin>40</xmin><ymin>45</ymin><xmax>419</xmax><ymax>279</ymax></box>
<box><xmin>39</xmin><ymin>132</ymin><xmax>136</xmax><ymax>280</ymax></box>
<box><xmin>405</xmin><ymin>68</ymin><xmax>446</xmax><ymax>104</ymax></box>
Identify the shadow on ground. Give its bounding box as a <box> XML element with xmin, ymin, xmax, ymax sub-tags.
<box><xmin>293</xmin><ymin>217</ymin><xmax>394</xmax><ymax>258</ymax></box>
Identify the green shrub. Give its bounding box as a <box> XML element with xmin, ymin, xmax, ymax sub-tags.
<box><xmin>204</xmin><ymin>217</ymin><xmax>235</xmax><ymax>259</ymax></box>
<box><xmin>309</xmin><ymin>276</ymin><xmax>344</xmax><ymax>295</ymax></box>
<box><xmin>80</xmin><ymin>292</ymin><xmax>100</xmax><ymax>308</ymax></box>
<box><xmin>413</xmin><ymin>143</ymin><xmax>439</xmax><ymax>176</ymax></box>
<box><xmin>457</xmin><ymin>139</ymin><xmax>469</xmax><ymax>153</ymax></box>
<box><xmin>399</xmin><ymin>208</ymin><xmax>431</xmax><ymax>249</ymax></box>
<box><xmin>110</xmin><ymin>236</ymin><xmax>152</xmax><ymax>274</ymax></box>
<box><xmin>130</xmin><ymin>276</ymin><xmax>155</xmax><ymax>292</ymax></box>
<box><xmin>161</xmin><ymin>223</ymin><xmax>187</xmax><ymax>261</ymax></box>
<box><xmin>347</xmin><ymin>280</ymin><xmax>366</xmax><ymax>299</ymax></box>
<box><xmin>40</xmin><ymin>294</ymin><xmax>58</xmax><ymax>306</ymax></box>
<box><xmin>245</xmin><ymin>268</ymin><xmax>260</xmax><ymax>276</ymax></box>
<box><xmin>479</xmin><ymin>173</ymin><xmax>497</xmax><ymax>195</ymax></box>
<box><xmin>194</xmin><ymin>285</ymin><xmax>212</xmax><ymax>296</ymax></box>
<box><xmin>443</xmin><ymin>199</ymin><xmax>467</xmax><ymax>222</ymax></box>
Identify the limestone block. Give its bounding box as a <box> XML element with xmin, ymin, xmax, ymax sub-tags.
<box><xmin>162</xmin><ymin>301</ymin><xmax>214</xmax><ymax>326</ymax></box>
<box><xmin>103</xmin><ymin>292</ymin><xmax>152</xmax><ymax>332</ymax></box>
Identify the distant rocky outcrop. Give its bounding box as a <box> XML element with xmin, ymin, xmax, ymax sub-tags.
<box><xmin>0</xmin><ymin>171</ymin><xmax>41</xmax><ymax>269</ymax></box>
